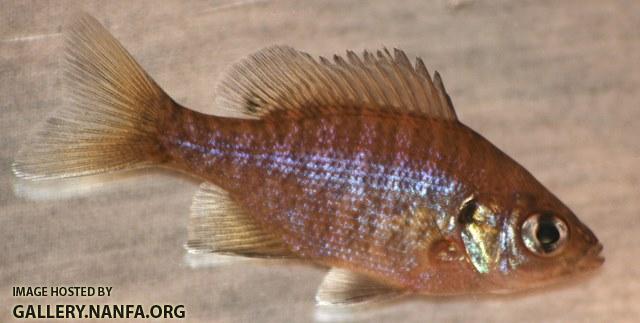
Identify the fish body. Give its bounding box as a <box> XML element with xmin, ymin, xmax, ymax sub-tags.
<box><xmin>13</xmin><ymin>15</ymin><xmax>603</xmax><ymax>306</ymax></box>
<box><xmin>163</xmin><ymin>108</ymin><xmax>528</xmax><ymax>293</ymax></box>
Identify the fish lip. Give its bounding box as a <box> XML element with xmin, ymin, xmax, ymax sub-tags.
<box><xmin>592</xmin><ymin>243</ymin><xmax>605</xmax><ymax>263</ymax></box>
<box><xmin>593</xmin><ymin>242</ymin><xmax>603</xmax><ymax>254</ymax></box>
<box><xmin>579</xmin><ymin>242</ymin><xmax>604</xmax><ymax>269</ymax></box>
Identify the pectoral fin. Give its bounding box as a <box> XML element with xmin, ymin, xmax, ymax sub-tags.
<box><xmin>315</xmin><ymin>268</ymin><xmax>404</xmax><ymax>307</ymax></box>
<box><xmin>186</xmin><ymin>182</ymin><xmax>295</xmax><ymax>260</ymax></box>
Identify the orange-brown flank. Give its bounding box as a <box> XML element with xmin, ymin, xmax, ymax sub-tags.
<box><xmin>13</xmin><ymin>15</ymin><xmax>603</xmax><ymax>302</ymax></box>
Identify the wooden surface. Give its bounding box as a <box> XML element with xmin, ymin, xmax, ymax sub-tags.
<box><xmin>1</xmin><ymin>1</ymin><xmax>639</xmax><ymax>322</ymax></box>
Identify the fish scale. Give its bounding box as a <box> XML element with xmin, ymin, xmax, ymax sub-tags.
<box><xmin>13</xmin><ymin>14</ymin><xmax>603</xmax><ymax>306</ymax></box>
<box><xmin>160</xmin><ymin>108</ymin><xmax>488</xmax><ymax>289</ymax></box>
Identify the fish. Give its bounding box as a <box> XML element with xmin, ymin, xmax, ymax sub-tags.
<box><xmin>12</xmin><ymin>14</ymin><xmax>603</xmax><ymax>308</ymax></box>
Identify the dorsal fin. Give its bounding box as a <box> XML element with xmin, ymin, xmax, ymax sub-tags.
<box><xmin>215</xmin><ymin>46</ymin><xmax>458</xmax><ymax>120</ymax></box>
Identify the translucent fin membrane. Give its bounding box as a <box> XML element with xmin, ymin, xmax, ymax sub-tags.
<box><xmin>186</xmin><ymin>182</ymin><xmax>294</xmax><ymax>259</ymax></box>
<box><xmin>13</xmin><ymin>14</ymin><xmax>171</xmax><ymax>180</ymax></box>
<box><xmin>216</xmin><ymin>46</ymin><xmax>458</xmax><ymax>120</ymax></box>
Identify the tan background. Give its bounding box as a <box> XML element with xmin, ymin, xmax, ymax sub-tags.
<box><xmin>1</xmin><ymin>0</ymin><xmax>639</xmax><ymax>322</ymax></box>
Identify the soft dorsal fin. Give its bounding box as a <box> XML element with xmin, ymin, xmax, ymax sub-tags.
<box><xmin>186</xmin><ymin>182</ymin><xmax>295</xmax><ymax>259</ymax></box>
<box><xmin>215</xmin><ymin>46</ymin><xmax>458</xmax><ymax>120</ymax></box>
<box><xmin>315</xmin><ymin>268</ymin><xmax>404</xmax><ymax>307</ymax></box>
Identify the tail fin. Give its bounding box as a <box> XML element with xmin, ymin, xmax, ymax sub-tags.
<box><xmin>12</xmin><ymin>14</ymin><xmax>172</xmax><ymax>180</ymax></box>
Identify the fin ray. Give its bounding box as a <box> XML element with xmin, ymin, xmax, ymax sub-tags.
<box><xmin>186</xmin><ymin>182</ymin><xmax>294</xmax><ymax>259</ymax></box>
<box><xmin>316</xmin><ymin>268</ymin><xmax>404</xmax><ymax>307</ymax></box>
<box><xmin>12</xmin><ymin>14</ymin><xmax>172</xmax><ymax>180</ymax></box>
<box><xmin>216</xmin><ymin>46</ymin><xmax>458</xmax><ymax>120</ymax></box>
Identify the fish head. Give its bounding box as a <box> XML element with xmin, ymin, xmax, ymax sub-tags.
<box><xmin>504</xmin><ymin>191</ymin><xmax>603</xmax><ymax>289</ymax></box>
<box><xmin>460</xmin><ymin>190</ymin><xmax>604</xmax><ymax>293</ymax></box>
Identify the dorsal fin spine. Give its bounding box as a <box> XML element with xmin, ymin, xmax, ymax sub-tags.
<box><xmin>375</xmin><ymin>60</ymin><xmax>402</xmax><ymax>110</ymax></box>
<box><xmin>215</xmin><ymin>45</ymin><xmax>458</xmax><ymax>121</ymax></box>
<box><xmin>416</xmin><ymin>59</ymin><xmax>440</xmax><ymax>114</ymax></box>
<box><xmin>334</xmin><ymin>55</ymin><xmax>378</xmax><ymax>109</ymax></box>
<box><xmin>393</xmin><ymin>48</ymin><xmax>412</xmax><ymax>67</ymax></box>
<box><xmin>364</xmin><ymin>61</ymin><xmax>395</xmax><ymax>108</ymax></box>
<box><xmin>387</xmin><ymin>57</ymin><xmax>419</xmax><ymax>111</ymax></box>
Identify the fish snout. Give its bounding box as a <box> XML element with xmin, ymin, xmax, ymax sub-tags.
<box><xmin>579</xmin><ymin>242</ymin><xmax>604</xmax><ymax>270</ymax></box>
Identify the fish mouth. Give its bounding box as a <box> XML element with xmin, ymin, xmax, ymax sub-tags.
<box><xmin>578</xmin><ymin>243</ymin><xmax>604</xmax><ymax>270</ymax></box>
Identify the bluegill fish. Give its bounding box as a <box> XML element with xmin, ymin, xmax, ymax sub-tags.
<box><xmin>13</xmin><ymin>15</ymin><xmax>603</xmax><ymax>307</ymax></box>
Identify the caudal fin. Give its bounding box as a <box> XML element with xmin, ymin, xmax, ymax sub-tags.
<box><xmin>13</xmin><ymin>14</ymin><xmax>172</xmax><ymax>180</ymax></box>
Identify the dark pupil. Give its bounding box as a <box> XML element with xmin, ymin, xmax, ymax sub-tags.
<box><xmin>536</xmin><ymin>218</ymin><xmax>560</xmax><ymax>251</ymax></box>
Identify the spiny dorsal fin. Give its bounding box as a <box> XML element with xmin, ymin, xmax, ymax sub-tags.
<box><xmin>186</xmin><ymin>182</ymin><xmax>295</xmax><ymax>259</ymax></box>
<box><xmin>315</xmin><ymin>268</ymin><xmax>404</xmax><ymax>307</ymax></box>
<box><xmin>215</xmin><ymin>46</ymin><xmax>458</xmax><ymax>120</ymax></box>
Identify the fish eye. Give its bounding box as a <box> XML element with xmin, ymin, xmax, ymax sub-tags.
<box><xmin>521</xmin><ymin>213</ymin><xmax>568</xmax><ymax>256</ymax></box>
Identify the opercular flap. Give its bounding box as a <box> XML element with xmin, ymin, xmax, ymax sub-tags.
<box><xmin>186</xmin><ymin>182</ymin><xmax>295</xmax><ymax>259</ymax></box>
<box><xmin>315</xmin><ymin>268</ymin><xmax>404</xmax><ymax>307</ymax></box>
<box><xmin>215</xmin><ymin>46</ymin><xmax>458</xmax><ymax>120</ymax></box>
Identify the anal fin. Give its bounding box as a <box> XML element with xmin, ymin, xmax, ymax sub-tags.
<box><xmin>315</xmin><ymin>268</ymin><xmax>405</xmax><ymax>307</ymax></box>
<box><xmin>186</xmin><ymin>182</ymin><xmax>295</xmax><ymax>260</ymax></box>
